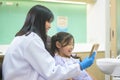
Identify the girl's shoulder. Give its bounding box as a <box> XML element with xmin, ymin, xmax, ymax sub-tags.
<box><xmin>54</xmin><ymin>54</ymin><xmax>66</xmax><ymax>66</ymax></box>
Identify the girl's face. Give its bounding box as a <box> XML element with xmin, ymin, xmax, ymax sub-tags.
<box><xmin>57</xmin><ymin>39</ymin><xmax>74</xmax><ymax>58</ymax></box>
<box><xmin>45</xmin><ymin>21</ymin><xmax>51</xmax><ymax>33</ymax></box>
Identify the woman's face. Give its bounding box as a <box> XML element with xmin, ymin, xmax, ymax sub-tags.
<box><xmin>45</xmin><ymin>21</ymin><xmax>51</xmax><ymax>33</ymax></box>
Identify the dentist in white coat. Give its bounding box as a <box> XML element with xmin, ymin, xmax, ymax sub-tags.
<box><xmin>2</xmin><ymin>5</ymin><xmax>96</xmax><ymax>80</ymax></box>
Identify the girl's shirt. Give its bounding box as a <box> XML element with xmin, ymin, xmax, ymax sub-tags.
<box><xmin>54</xmin><ymin>54</ymin><xmax>93</xmax><ymax>80</ymax></box>
<box><xmin>2</xmin><ymin>32</ymin><xmax>81</xmax><ymax>80</ymax></box>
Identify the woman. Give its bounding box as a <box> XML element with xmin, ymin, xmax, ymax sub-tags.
<box><xmin>2</xmin><ymin>5</ymin><xmax>96</xmax><ymax>80</ymax></box>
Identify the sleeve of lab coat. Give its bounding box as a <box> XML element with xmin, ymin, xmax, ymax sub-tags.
<box><xmin>24</xmin><ymin>37</ymin><xmax>81</xmax><ymax>80</ymax></box>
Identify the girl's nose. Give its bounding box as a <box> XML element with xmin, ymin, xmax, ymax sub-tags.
<box><xmin>70</xmin><ymin>45</ymin><xmax>74</xmax><ymax>49</ymax></box>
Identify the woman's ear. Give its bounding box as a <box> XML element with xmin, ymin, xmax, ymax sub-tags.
<box><xmin>56</xmin><ymin>41</ymin><xmax>61</xmax><ymax>48</ymax></box>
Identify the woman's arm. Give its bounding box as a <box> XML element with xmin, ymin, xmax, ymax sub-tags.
<box><xmin>24</xmin><ymin>37</ymin><xmax>81</xmax><ymax>80</ymax></box>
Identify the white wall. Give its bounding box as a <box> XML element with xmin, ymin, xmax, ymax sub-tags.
<box><xmin>0</xmin><ymin>45</ymin><xmax>9</xmax><ymax>55</ymax></box>
<box><xmin>87</xmin><ymin>0</ymin><xmax>106</xmax><ymax>51</ymax></box>
<box><xmin>73</xmin><ymin>0</ymin><xmax>110</xmax><ymax>53</ymax></box>
<box><xmin>87</xmin><ymin>0</ymin><xmax>111</xmax><ymax>80</ymax></box>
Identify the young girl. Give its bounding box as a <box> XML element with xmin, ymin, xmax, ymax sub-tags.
<box><xmin>51</xmin><ymin>32</ymin><xmax>95</xmax><ymax>80</ymax></box>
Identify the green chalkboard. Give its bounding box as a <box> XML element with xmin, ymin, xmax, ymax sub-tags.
<box><xmin>0</xmin><ymin>1</ymin><xmax>86</xmax><ymax>44</ymax></box>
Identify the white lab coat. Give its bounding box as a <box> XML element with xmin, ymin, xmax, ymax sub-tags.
<box><xmin>2</xmin><ymin>32</ymin><xmax>81</xmax><ymax>80</ymax></box>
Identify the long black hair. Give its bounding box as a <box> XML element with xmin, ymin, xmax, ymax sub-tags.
<box><xmin>15</xmin><ymin>5</ymin><xmax>54</xmax><ymax>46</ymax></box>
<box><xmin>51</xmin><ymin>32</ymin><xmax>74</xmax><ymax>57</ymax></box>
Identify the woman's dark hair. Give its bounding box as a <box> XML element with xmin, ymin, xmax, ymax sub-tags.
<box><xmin>15</xmin><ymin>5</ymin><xmax>54</xmax><ymax>46</ymax></box>
<box><xmin>51</xmin><ymin>32</ymin><xmax>74</xmax><ymax>57</ymax></box>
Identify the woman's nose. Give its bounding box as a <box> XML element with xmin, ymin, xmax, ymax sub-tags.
<box><xmin>48</xmin><ymin>23</ymin><xmax>51</xmax><ymax>29</ymax></box>
<box><xmin>48</xmin><ymin>26</ymin><xmax>51</xmax><ymax>29</ymax></box>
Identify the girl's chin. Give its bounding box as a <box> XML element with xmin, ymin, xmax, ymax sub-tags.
<box><xmin>67</xmin><ymin>54</ymin><xmax>71</xmax><ymax>58</ymax></box>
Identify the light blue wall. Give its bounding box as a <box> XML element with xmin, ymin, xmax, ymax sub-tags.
<box><xmin>0</xmin><ymin>1</ymin><xmax>87</xmax><ymax>44</ymax></box>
